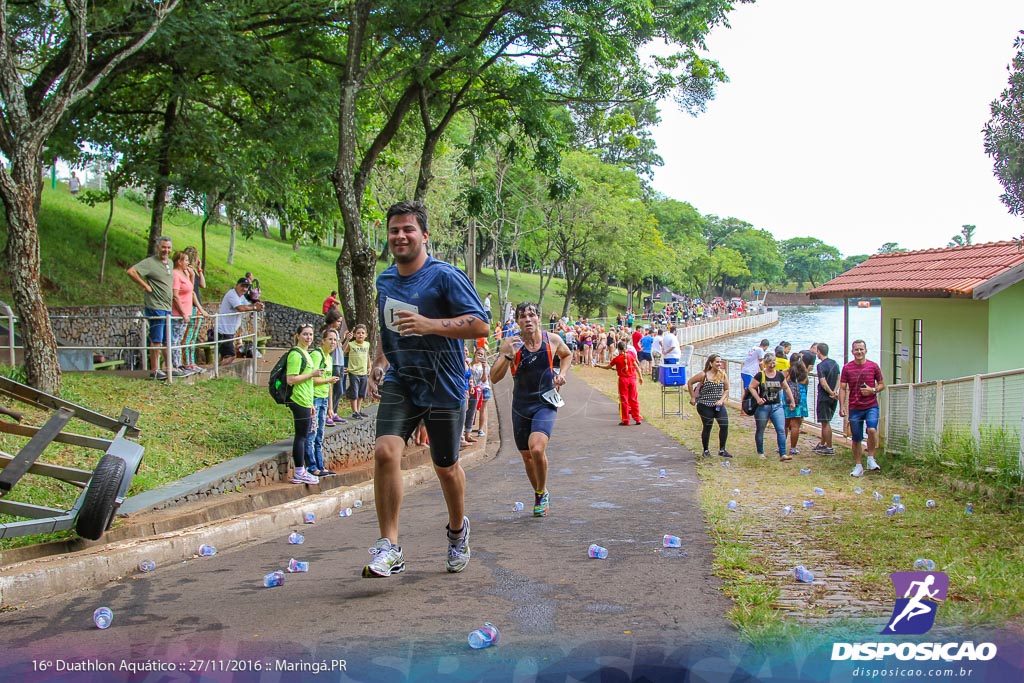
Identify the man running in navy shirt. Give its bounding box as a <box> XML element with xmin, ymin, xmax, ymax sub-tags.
<box><xmin>364</xmin><ymin>201</ymin><xmax>488</xmax><ymax>578</ymax></box>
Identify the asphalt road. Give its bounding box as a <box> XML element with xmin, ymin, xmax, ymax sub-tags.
<box><xmin>0</xmin><ymin>375</ymin><xmax>736</xmax><ymax>682</ymax></box>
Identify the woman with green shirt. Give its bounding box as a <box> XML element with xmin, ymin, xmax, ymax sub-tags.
<box><xmin>286</xmin><ymin>324</ymin><xmax>323</xmax><ymax>485</ymax></box>
<box><xmin>305</xmin><ymin>328</ymin><xmax>341</xmax><ymax>477</ymax></box>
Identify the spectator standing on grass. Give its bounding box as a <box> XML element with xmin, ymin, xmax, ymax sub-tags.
<box><xmin>362</xmin><ymin>200</ymin><xmax>488</xmax><ymax>578</ymax></box>
<box><xmin>812</xmin><ymin>342</ymin><xmax>839</xmax><ymax>455</ymax></box>
<box><xmin>747</xmin><ymin>354</ymin><xmax>797</xmax><ymax>462</ymax></box>
<box><xmin>344</xmin><ymin>324</ymin><xmax>371</xmax><ymax>419</ymax></box>
<box><xmin>839</xmin><ymin>339</ymin><xmax>884</xmax><ymax>477</ymax></box>
<box><xmin>181</xmin><ymin>246</ymin><xmax>206</xmax><ymax>371</ymax></box>
<box><xmin>285</xmin><ymin>323</ymin><xmax>323</xmax><ymax>485</ymax></box>
<box><xmin>688</xmin><ymin>353</ymin><xmax>731</xmax><ymax>458</ymax></box>
<box><xmin>170</xmin><ymin>250</ymin><xmax>206</xmax><ymax>376</ymax></box>
<box><xmin>126</xmin><ymin>235</ymin><xmax>179</xmax><ymax>380</ymax></box>
<box><xmin>305</xmin><ymin>328</ymin><xmax>341</xmax><ymax>477</ymax></box>
<box><xmin>740</xmin><ymin>339</ymin><xmax>770</xmax><ymax>391</ymax></box>
<box><xmin>69</xmin><ymin>172</ymin><xmax>81</xmax><ymax>195</ymax></box>
<box><xmin>784</xmin><ymin>352</ymin><xmax>809</xmax><ymax>455</ymax></box>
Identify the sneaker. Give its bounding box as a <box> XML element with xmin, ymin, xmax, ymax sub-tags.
<box><xmin>866</xmin><ymin>456</ymin><xmax>881</xmax><ymax>471</ymax></box>
<box><xmin>325</xmin><ymin>418</ymin><xmax>335</xmax><ymax>426</ymax></box>
<box><xmin>759</xmin><ymin>453</ymin><xmax>766</xmax><ymax>460</ymax></box>
<box><xmin>151</xmin><ymin>370</ymin><xmax>167</xmax><ymax>380</ymax></box>
<box><xmin>358</xmin><ymin>411</ymin><xmax>371</xmax><ymax>418</ymax></box>
<box><xmin>811</xmin><ymin>443</ymin><xmax>827</xmax><ymax>453</ymax></box>
<box><xmin>850</xmin><ymin>463</ymin><xmax>865</xmax><ymax>477</ymax></box>
<box><xmin>534</xmin><ymin>491</ymin><xmax>550</xmax><ymax>517</ymax></box>
<box><xmin>634</xmin><ymin>420</ymin><xmax>643</xmax><ymax>425</ymax></box>
<box><xmin>702</xmin><ymin>449</ymin><xmax>711</xmax><ymax>458</ymax></box>
<box><xmin>819</xmin><ymin>446</ymin><xmax>835</xmax><ymax>455</ymax></box>
<box><xmin>362</xmin><ymin>538</ymin><xmax>406</xmax><ymax>578</ymax></box>
<box><xmin>290</xmin><ymin>470</ymin><xmax>320</xmax><ymax>485</ymax></box>
<box><xmin>719</xmin><ymin>449</ymin><xmax>733</xmax><ymax>458</ymax></box>
<box><xmin>789</xmin><ymin>447</ymin><xmax>800</xmax><ymax>455</ymax></box>
<box><xmin>619</xmin><ymin>421</ymin><xmax>630</xmax><ymax>426</ymax></box>
<box><xmin>351</xmin><ymin>413</ymin><xmax>363</xmax><ymax>420</ymax></box>
<box><xmin>779</xmin><ymin>454</ymin><xmax>793</xmax><ymax>461</ymax></box>
<box><xmin>445</xmin><ymin>516</ymin><xmax>471</xmax><ymax>573</ymax></box>
<box><xmin>476</xmin><ymin>430</ymin><xmax>485</xmax><ymax>437</ymax></box>
<box><xmin>171</xmin><ymin>367</ymin><xmax>189</xmax><ymax>378</ymax></box>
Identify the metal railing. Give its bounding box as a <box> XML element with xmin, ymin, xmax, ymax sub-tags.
<box><xmin>0</xmin><ymin>306</ymin><xmax>262</xmax><ymax>385</ymax></box>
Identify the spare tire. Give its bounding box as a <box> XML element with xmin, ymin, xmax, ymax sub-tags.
<box><xmin>76</xmin><ymin>454</ymin><xmax>127</xmax><ymax>540</ymax></box>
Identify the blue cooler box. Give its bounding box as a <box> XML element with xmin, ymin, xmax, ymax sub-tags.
<box><xmin>659</xmin><ymin>365</ymin><xmax>687</xmax><ymax>386</ymax></box>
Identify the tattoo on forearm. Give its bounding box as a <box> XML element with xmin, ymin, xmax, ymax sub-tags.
<box><xmin>440</xmin><ymin>317</ymin><xmax>473</xmax><ymax>328</ymax></box>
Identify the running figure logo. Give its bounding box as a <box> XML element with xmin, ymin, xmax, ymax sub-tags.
<box><xmin>882</xmin><ymin>571</ymin><xmax>949</xmax><ymax>635</ymax></box>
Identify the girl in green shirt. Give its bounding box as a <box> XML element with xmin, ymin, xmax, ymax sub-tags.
<box><xmin>286</xmin><ymin>324</ymin><xmax>323</xmax><ymax>485</ymax></box>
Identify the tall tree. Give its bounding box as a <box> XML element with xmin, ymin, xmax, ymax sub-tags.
<box><xmin>781</xmin><ymin>237</ymin><xmax>841</xmax><ymax>289</ymax></box>
<box><xmin>0</xmin><ymin>0</ymin><xmax>180</xmax><ymax>392</ymax></box>
<box><xmin>948</xmin><ymin>224</ymin><xmax>976</xmax><ymax>247</ymax></box>
<box><xmin>983</xmin><ymin>30</ymin><xmax>1024</xmax><ymax>219</ymax></box>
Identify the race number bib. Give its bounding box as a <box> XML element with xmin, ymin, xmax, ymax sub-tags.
<box><xmin>382</xmin><ymin>297</ymin><xmax>421</xmax><ymax>335</ymax></box>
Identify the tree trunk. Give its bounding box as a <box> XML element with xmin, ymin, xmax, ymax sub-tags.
<box><xmin>147</xmin><ymin>95</ymin><xmax>180</xmax><ymax>256</ymax></box>
<box><xmin>227</xmin><ymin>219</ymin><xmax>236</xmax><ymax>265</ymax></box>
<box><xmin>0</xmin><ymin>168</ymin><xmax>62</xmax><ymax>394</ymax></box>
<box><xmin>98</xmin><ymin>192</ymin><xmax>115</xmax><ymax>284</ymax></box>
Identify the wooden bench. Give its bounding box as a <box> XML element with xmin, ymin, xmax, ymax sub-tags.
<box><xmin>93</xmin><ymin>359</ymin><xmax>126</xmax><ymax>371</ymax></box>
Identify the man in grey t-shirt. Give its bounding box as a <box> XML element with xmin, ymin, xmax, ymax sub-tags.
<box><xmin>126</xmin><ymin>236</ymin><xmax>176</xmax><ymax>379</ymax></box>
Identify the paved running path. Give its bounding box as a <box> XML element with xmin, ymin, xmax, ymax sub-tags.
<box><xmin>0</xmin><ymin>374</ymin><xmax>734</xmax><ymax>680</ymax></box>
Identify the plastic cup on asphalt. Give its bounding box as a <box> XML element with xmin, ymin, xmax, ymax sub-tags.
<box><xmin>304</xmin><ymin>512</ymin><xmax>315</xmax><ymax>524</ymax></box>
<box><xmin>263</xmin><ymin>570</ymin><xmax>285</xmax><ymax>587</ymax></box>
<box><xmin>198</xmin><ymin>544</ymin><xmax>216</xmax><ymax>557</ymax></box>
<box><xmin>663</xmin><ymin>534</ymin><xmax>682</xmax><ymax>548</ymax></box>
<box><xmin>512</xmin><ymin>502</ymin><xmax>524</xmax><ymax>512</ymax></box>
<box><xmin>287</xmin><ymin>558</ymin><xmax>309</xmax><ymax>573</ymax></box>
<box><xmin>288</xmin><ymin>531</ymin><xmax>304</xmax><ymax>545</ymax></box>
<box><xmin>468</xmin><ymin>622</ymin><xmax>500</xmax><ymax>649</ymax></box>
<box><xmin>138</xmin><ymin>559</ymin><xmax>156</xmax><ymax>573</ymax></box>
<box><xmin>339</xmin><ymin>507</ymin><xmax>353</xmax><ymax>517</ymax></box>
<box><xmin>93</xmin><ymin>607</ymin><xmax>113</xmax><ymax>629</ymax></box>
<box><xmin>588</xmin><ymin>543</ymin><xmax>608</xmax><ymax>559</ymax></box>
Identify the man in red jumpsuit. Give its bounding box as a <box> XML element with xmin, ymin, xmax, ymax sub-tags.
<box><xmin>599</xmin><ymin>341</ymin><xmax>643</xmax><ymax>425</ymax></box>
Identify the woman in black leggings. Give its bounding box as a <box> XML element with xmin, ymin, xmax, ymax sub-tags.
<box><xmin>687</xmin><ymin>353</ymin><xmax>732</xmax><ymax>458</ymax></box>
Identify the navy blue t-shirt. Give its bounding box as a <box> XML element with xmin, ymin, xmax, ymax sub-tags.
<box><xmin>377</xmin><ymin>257</ymin><xmax>486</xmax><ymax>408</ymax></box>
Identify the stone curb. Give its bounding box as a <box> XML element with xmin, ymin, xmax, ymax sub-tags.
<box><xmin>0</xmin><ymin>440</ymin><xmax>493</xmax><ymax>608</ymax></box>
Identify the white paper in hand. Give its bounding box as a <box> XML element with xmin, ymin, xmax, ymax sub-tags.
<box><xmin>541</xmin><ymin>388</ymin><xmax>565</xmax><ymax>408</ymax></box>
<box><xmin>382</xmin><ymin>297</ymin><xmax>421</xmax><ymax>336</ymax></box>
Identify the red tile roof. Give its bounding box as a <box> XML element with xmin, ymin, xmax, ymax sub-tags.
<box><xmin>808</xmin><ymin>241</ymin><xmax>1024</xmax><ymax>300</ymax></box>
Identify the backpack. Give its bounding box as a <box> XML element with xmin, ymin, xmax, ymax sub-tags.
<box><xmin>742</xmin><ymin>372</ymin><xmax>763</xmax><ymax>416</ymax></box>
<box><xmin>269</xmin><ymin>347</ymin><xmax>307</xmax><ymax>404</ymax></box>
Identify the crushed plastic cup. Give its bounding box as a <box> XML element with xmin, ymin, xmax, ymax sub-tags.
<box><xmin>854</xmin><ymin>488</ymin><xmax>864</xmax><ymax>495</ymax></box>
<box><xmin>663</xmin><ymin>534</ymin><xmax>682</xmax><ymax>548</ymax></box>
<box><xmin>287</xmin><ymin>558</ymin><xmax>309</xmax><ymax>573</ymax></box>
<box><xmin>913</xmin><ymin>558</ymin><xmax>936</xmax><ymax>571</ymax></box>
<box><xmin>782</xmin><ymin>505</ymin><xmax>793</xmax><ymax>515</ymax></box>
<box><xmin>339</xmin><ymin>507</ymin><xmax>353</xmax><ymax>517</ymax></box>
<box><xmin>658</xmin><ymin>469</ymin><xmax>666</xmax><ymax>478</ymax></box>
<box><xmin>893</xmin><ymin>494</ymin><xmax>901</xmax><ymax>504</ymax></box>
<box><xmin>198</xmin><ymin>544</ymin><xmax>217</xmax><ymax>557</ymax></box>
<box><xmin>802</xmin><ymin>500</ymin><xmax>814</xmax><ymax>509</ymax></box>
<box><xmin>727</xmin><ymin>500</ymin><xmax>738</xmax><ymax>510</ymax></box>
<box><xmin>926</xmin><ymin>500</ymin><xmax>936</xmax><ymax>508</ymax></box>
<box><xmin>263</xmin><ymin>570</ymin><xmax>285</xmax><ymax>588</ymax></box>
<box><xmin>886</xmin><ymin>506</ymin><xmax>897</xmax><ymax>517</ymax></box>
<box><xmin>792</xmin><ymin>566</ymin><xmax>814</xmax><ymax>583</ymax></box>
<box><xmin>813</xmin><ymin>487</ymin><xmax>825</xmax><ymax>496</ymax></box>
<box><xmin>873</xmin><ymin>491</ymin><xmax>883</xmax><ymax>501</ymax></box>
<box><xmin>722</xmin><ymin>461</ymin><xmax>730</xmax><ymax>468</ymax></box>
<box><xmin>304</xmin><ymin>512</ymin><xmax>315</xmax><ymax>524</ymax></box>
<box><xmin>93</xmin><ymin>606</ymin><xmax>113</xmax><ymax>629</ymax></box>
<box><xmin>966</xmin><ymin>503</ymin><xmax>974</xmax><ymax>515</ymax></box>
<box><xmin>353</xmin><ymin>500</ymin><xmax>363</xmax><ymax>508</ymax></box>
<box><xmin>799</xmin><ymin>468</ymin><xmax>811</xmax><ymax>475</ymax></box>
<box><xmin>468</xmin><ymin>622</ymin><xmax>500</xmax><ymax>649</ymax></box>
<box><xmin>588</xmin><ymin>543</ymin><xmax>609</xmax><ymax>559</ymax></box>
<box><xmin>896</xmin><ymin>503</ymin><xmax>906</xmax><ymax>514</ymax></box>
<box><xmin>138</xmin><ymin>559</ymin><xmax>156</xmax><ymax>573</ymax></box>
<box><xmin>732</xmin><ymin>488</ymin><xmax>740</xmax><ymax>495</ymax></box>
<box><xmin>288</xmin><ymin>531</ymin><xmax>305</xmax><ymax>545</ymax></box>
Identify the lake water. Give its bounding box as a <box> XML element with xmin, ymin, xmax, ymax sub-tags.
<box><xmin>694</xmin><ymin>305</ymin><xmax>882</xmax><ymax>365</ymax></box>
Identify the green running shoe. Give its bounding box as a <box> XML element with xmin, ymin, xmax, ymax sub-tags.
<box><xmin>534</xmin><ymin>491</ymin><xmax>550</xmax><ymax>517</ymax></box>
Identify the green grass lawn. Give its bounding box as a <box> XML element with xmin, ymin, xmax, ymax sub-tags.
<box><xmin>1</xmin><ymin>182</ymin><xmax>628</xmax><ymax>318</ymax></box>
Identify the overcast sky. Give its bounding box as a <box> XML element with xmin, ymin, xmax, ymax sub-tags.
<box><xmin>649</xmin><ymin>0</ymin><xmax>1024</xmax><ymax>257</ymax></box>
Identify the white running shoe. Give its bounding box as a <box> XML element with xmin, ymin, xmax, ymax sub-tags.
<box><xmin>445</xmin><ymin>516</ymin><xmax>471</xmax><ymax>573</ymax></box>
<box><xmin>866</xmin><ymin>456</ymin><xmax>881</xmax><ymax>471</ymax></box>
<box><xmin>363</xmin><ymin>538</ymin><xmax>406</xmax><ymax>577</ymax></box>
<box><xmin>850</xmin><ymin>463</ymin><xmax>864</xmax><ymax>477</ymax></box>
<box><xmin>290</xmin><ymin>469</ymin><xmax>320</xmax><ymax>485</ymax></box>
